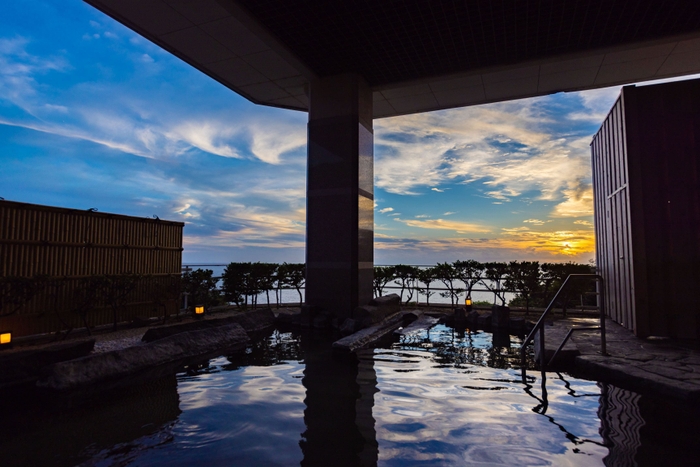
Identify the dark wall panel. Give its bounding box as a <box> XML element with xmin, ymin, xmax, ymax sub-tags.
<box><xmin>593</xmin><ymin>79</ymin><xmax>700</xmax><ymax>339</ymax></box>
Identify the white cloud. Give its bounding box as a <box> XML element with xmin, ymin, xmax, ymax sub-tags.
<box><xmin>0</xmin><ymin>34</ymin><xmax>306</xmax><ymax>166</ymax></box>
<box><xmin>551</xmin><ymin>186</ymin><xmax>594</xmax><ymax>217</ymax></box>
<box><xmin>570</xmin><ymin>87</ymin><xmax>621</xmax><ymax>122</ymax></box>
<box><xmin>374</xmin><ymin>96</ymin><xmax>601</xmax><ymax>227</ymax></box>
<box><xmin>394</xmin><ymin>217</ymin><xmax>491</xmax><ymax>234</ymax></box>
<box><xmin>168</xmin><ymin>121</ymin><xmax>242</xmax><ymax>159</ymax></box>
<box><xmin>43</xmin><ymin>103</ymin><xmax>68</xmax><ymax>113</ymax></box>
<box><xmin>247</xmin><ymin>120</ymin><xmax>306</xmax><ymax>164</ymax></box>
<box><xmin>0</xmin><ymin>36</ymin><xmax>69</xmax><ymax>112</ymax></box>
<box><xmin>523</xmin><ymin>219</ymin><xmax>545</xmax><ymax>225</ymax></box>
<box><xmin>378</xmin><ymin>207</ymin><xmax>394</xmax><ymax>214</ymax></box>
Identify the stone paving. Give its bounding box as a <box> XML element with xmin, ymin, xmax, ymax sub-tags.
<box><xmin>542</xmin><ymin>317</ymin><xmax>700</xmax><ymax>403</ymax></box>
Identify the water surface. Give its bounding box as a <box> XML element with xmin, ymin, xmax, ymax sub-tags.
<box><xmin>0</xmin><ymin>326</ymin><xmax>697</xmax><ymax>466</ymax></box>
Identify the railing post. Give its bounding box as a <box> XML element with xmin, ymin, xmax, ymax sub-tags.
<box><xmin>539</xmin><ymin>325</ymin><xmax>546</xmax><ymax>369</ymax></box>
<box><xmin>598</xmin><ymin>276</ymin><xmax>607</xmax><ymax>356</ymax></box>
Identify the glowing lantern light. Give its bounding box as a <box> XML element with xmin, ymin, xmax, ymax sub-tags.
<box><xmin>0</xmin><ymin>331</ymin><xmax>12</xmax><ymax>347</ymax></box>
<box><xmin>195</xmin><ymin>305</ymin><xmax>205</xmax><ymax>316</ymax></box>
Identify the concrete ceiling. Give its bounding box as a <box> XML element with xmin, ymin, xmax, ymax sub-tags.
<box><xmin>85</xmin><ymin>0</ymin><xmax>700</xmax><ymax>118</ymax></box>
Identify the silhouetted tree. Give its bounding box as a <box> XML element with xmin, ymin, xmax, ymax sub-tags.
<box><xmin>541</xmin><ymin>262</ymin><xmax>595</xmax><ymax>316</ymax></box>
<box><xmin>222</xmin><ymin>262</ymin><xmax>251</xmax><ymax>308</ymax></box>
<box><xmin>454</xmin><ymin>259</ymin><xmax>484</xmax><ymax>304</ymax></box>
<box><xmin>100</xmin><ymin>273</ymin><xmax>141</xmax><ymax>330</ymax></box>
<box><xmin>504</xmin><ymin>261</ymin><xmax>542</xmax><ymax>314</ymax></box>
<box><xmin>482</xmin><ymin>262</ymin><xmax>509</xmax><ymax>306</ymax></box>
<box><xmin>373</xmin><ymin>266</ymin><xmax>396</xmax><ymax>298</ymax></box>
<box><xmin>434</xmin><ymin>262</ymin><xmax>463</xmax><ymax>307</ymax></box>
<box><xmin>393</xmin><ymin>264</ymin><xmax>419</xmax><ymax>304</ymax></box>
<box><xmin>417</xmin><ymin>266</ymin><xmax>438</xmax><ymax>306</ymax></box>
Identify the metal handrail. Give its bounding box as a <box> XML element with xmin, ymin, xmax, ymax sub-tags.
<box><xmin>520</xmin><ymin>274</ymin><xmax>606</xmax><ymax>371</ymax></box>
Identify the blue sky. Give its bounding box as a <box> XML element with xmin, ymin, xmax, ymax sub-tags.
<box><xmin>2</xmin><ymin>1</ymin><xmax>682</xmax><ymax>266</ymax></box>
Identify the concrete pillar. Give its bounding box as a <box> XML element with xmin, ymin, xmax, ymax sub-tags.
<box><xmin>306</xmin><ymin>73</ymin><xmax>374</xmax><ymax>319</ymax></box>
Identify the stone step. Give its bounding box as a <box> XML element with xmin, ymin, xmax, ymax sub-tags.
<box><xmin>333</xmin><ymin>310</ymin><xmax>421</xmax><ymax>353</ymax></box>
<box><xmin>394</xmin><ymin>315</ymin><xmax>439</xmax><ymax>336</ymax></box>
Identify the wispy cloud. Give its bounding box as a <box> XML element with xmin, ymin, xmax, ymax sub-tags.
<box><xmin>376</xmin><ymin>95</ymin><xmax>598</xmax><ymax>222</ymax></box>
<box><xmin>0</xmin><ymin>36</ymin><xmax>69</xmax><ymax>113</ymax></box>
<box><xmin>395</xmin><ymin>218</ymin><xmax>491</xmax><ymax>234</ymax></box>
<box><xmin>551</xmin><ymin>185</ymin><xmax>594</xmax><ymax>217</ymax></box>
<box><xmin>0</xmin><ymin>33</ymin><xmax>306</xmax><ymax>166</ymax></box>
<box><xmin>0</xmin><ymin>2</ymin><xmax>617</xmax><ymax>266</ymax></box>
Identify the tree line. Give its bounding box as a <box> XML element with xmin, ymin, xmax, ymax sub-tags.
<box><xmin>192</xmin><ymin>260</ymin><xmax>595</xmax><ymax>314</ymax></box>
<box><xmin>374</xmin><ymin>260</ymin><xmax>595</xmax><ymax>313</ymax></box>
<box><xmin>0</xmin><ymin>260</ymin><xmax>595</xmax><ymax>337</ymax></box>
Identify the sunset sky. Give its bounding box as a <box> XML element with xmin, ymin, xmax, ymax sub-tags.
<box><xmin>2</xmin><ymin>1</ymin><xmax>694</xmax><ymax>266</ymax></box>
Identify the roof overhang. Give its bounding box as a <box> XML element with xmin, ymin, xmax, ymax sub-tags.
<box><xmin>85</xmin><ymin>0</ymin><xmax>700</xmax><ymax>118</ymax></box>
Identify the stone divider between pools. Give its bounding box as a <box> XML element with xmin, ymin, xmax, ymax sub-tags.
<box><xmin>38</xmin><ymin>323</ymin><xmax>250</xmax><ymax>391</ymax></box>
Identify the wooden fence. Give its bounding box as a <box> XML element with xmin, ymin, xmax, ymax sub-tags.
<box><xmin>0</xmin><ymin>200</ymin><xmax>184</xmax><ymax>337</ymax></box>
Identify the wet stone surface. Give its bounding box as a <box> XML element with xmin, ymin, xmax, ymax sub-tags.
<box><xmin>544</xmin><ymin>317</ymin><xmax>700</xmax><ymax>403</ymax></box>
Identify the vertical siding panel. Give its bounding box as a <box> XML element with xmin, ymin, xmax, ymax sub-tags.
<box><xmin>603</xmin><ymin>115</ymin><xmax>615</xmax><ymax>323</ymax></box>
<box><xmin>617</xmin><ymin>100</ymin><xmax>633</xmax><ymax>330</ymax></box>
<box><xmin>609</xmin><ymin>101</ymin><xmax>626</xmax><ymax>323</ymax></box>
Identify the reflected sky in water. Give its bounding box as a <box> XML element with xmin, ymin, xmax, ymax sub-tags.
<box><xmin>6</xmin><ymin>327</ymin><xmax>695</xmax><ymax>466</ymax></box>
<box><xmin>369</xmin><ymin>325</ymin><xmax>607</xmax><ymax>466</ymax></box>
<box><xmin>368</xmin><ymin>352</ymin><xmax>606</xmax><ymax>466</ymax></box>
<box><xmin>104</xmin><ymin>357</ymin><xmax>308</xmax><ymax>467</ymax></box>
<box><xmin>87</xmin><ymin>327</ymin><xmax>609</xmax><ymax>466</ymax></box>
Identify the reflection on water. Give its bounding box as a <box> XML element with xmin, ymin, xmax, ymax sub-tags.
<box><xmin>0</xmin><ymin>326</ymin><xmax>698</xmax><ymax>466</ymax></box>
<box><xmin>299</xmin><ymin>331</ymin><xmax>377</xmax><ymax>467</ymax></box>
<box><xmin>0</xmin><ymin>375</ymin><xmax>181</xmax><ymax>467</ymax></box>
<box><xmin>372</xmin><ymin>326</ymin><xmax>607</xmax><ymax>466</ymax></box>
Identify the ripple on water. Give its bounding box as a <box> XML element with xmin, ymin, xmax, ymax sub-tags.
<box><xmin>368</xmin><ymin>344</ymin><xmax>608</xmax><ymax>467</ymax></box>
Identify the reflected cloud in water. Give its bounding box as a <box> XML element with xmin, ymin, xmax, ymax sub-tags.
<box><xmin>1</xmin><ymin>326</ymin><xmax>697</xmax><ymax>466</ymax></box>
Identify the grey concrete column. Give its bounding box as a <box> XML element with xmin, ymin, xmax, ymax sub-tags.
<box><xmin>306</xmin><ymin>73</ymin><xmax>373</xmax><ymax>319</ymax></box>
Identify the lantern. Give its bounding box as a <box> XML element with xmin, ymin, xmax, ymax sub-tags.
<box><xmin>0</xmin><ymin>331</ymin><xmax>12</xmax><ymax>348</ymax></box>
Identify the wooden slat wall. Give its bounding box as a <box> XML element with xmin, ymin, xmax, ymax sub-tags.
<box><xmin>0</xmin><ymin>202</ymin><xmax>183</xmax><ymax>277</ymax></box>
<box><xmin>591</xmin><ymin>96</ymin><xmax>636</xmax><ymax>333</ymax></box>
<box><xmin>0</xmin><ymin>200</ymin><xmax>184</xmax><ymax>336</ymax></box>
